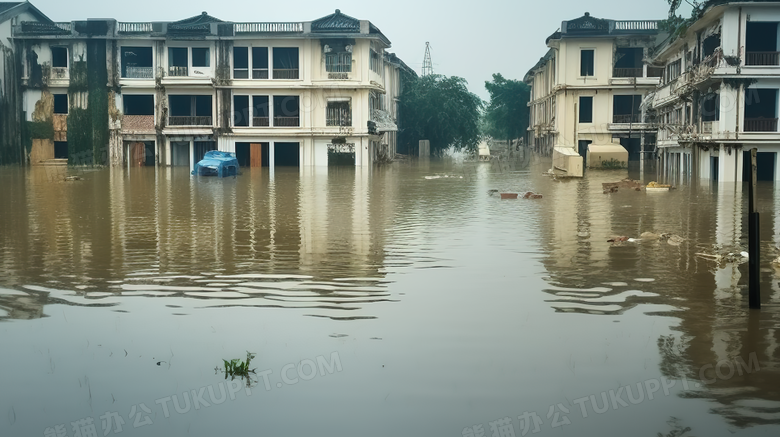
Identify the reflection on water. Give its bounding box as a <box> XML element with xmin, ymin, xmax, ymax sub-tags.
<box><xmin>0</xmin><ymin>157</ymin><xmax>779</xmax><ymax>436</ymax></box>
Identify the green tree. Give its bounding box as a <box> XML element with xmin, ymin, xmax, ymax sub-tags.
<box><xmin>483</xmin><ymin>73</ymin><xmax>531</xmax><ymax>147</ymax></box>
<box><xmin>398</xmin><ymin>74</ymin><xmax>482</xmax><ymax>155</ymax></box>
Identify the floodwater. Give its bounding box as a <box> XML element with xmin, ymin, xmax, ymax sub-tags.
<box><xmin>1</xmin><ymin>156</ymin><xmax>779</xmax><ymax>437</ymax></box>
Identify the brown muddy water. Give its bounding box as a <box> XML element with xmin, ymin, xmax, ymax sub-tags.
<box><xmin>1</xmin><ymin>157</ymin><xmax>779</xmax><ymax>437</ymax></box>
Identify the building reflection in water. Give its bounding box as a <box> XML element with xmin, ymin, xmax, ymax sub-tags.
<box><xmin>0</xmin><ymin>165</ymin><xmax>398</xmax><ymax>322</ymax></box>
<box><xmin>537</xmin><ymin>169</ymin><xmax>780</xmax><ymax>428</ymax></box>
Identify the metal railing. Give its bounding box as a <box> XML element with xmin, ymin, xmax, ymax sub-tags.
<box><xmin>613</xmin><ymin>67</ymin><xmax>643</xmax><ymax>78</ymax></box>
<box><xmin>252</xmin><ymin>117</ymin><xmax>270</xmax><ymax>127</ymax></box>
<box><xmin>125</xmin><ymin>66</ymin><xmax>154</xmax><ymax>78</ymax></box>
<box><xmin>168</xmin><ymin>66</ymin><xmax>188</xmax><ymax>77</ymax></box>
<box><xmin>613</xmin><ymin>114</ymin><xmax>642</xmax><ymax>123</ymax></box>
<box><xmin>273</xmin><ymin>116</ymin><xmax>299</xmax><ymax>127</ymax></box>
<box><xmin>253</xmin><ymin>68</ymin><xmax>269</xmax><ymax>79</ymax></box>
<box><xmin>744</xmin><ymin>118</ymin><xmax>778</xmax><ymax>132</ymax></box>
<box><xmin>326</xmin><ymin>111</ymin><xmax>352</xmax><ymax>127</ymax></box>
<box><xmin>118</xmin><ymin>22</ymin><xmax>153</xmax><ymax>33</ymax></box>
<box><xmin>233</xmin><ymin>68</ymin><xmax>249</xmax><ymax>79</ymax></box>
<box><xmin>328</xmin><ymin>72</ymin><xmax>349</xmax><ymax>80</ymax></box>
<box><xmin>233</xmin><ymin>22</ymin><xmax>303</xmax><ymax>33</ymax></box>
<box><xmin>614</xmin><ymin>20</ymin><xmax>658</xmax><ymax>30</ymax></box>
<box><xmin>168</xmin><ymin>116</ymin><xmax>212</xmax><ymax>126</ymax></box>
<box><xmin>745</xmin><ymin>52</ymin><xmax>780</xmax><ymax>66</ymax></box>
<box><xmin>272</xmin><ymin>69</ymin><xmax>299</xmax><ymax>79</ymax></box>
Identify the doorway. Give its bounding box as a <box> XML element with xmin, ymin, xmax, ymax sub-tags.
<box><xmin>742</xmin><ymin>151</ymin><xmax>776</xmax><ymax>181</ymax></box>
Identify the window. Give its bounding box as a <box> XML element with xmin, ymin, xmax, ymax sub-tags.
<box><xmin>272</xmin><ymin>48</ymin><xmax>299</xmax><ymax>79</ymax></box>
<box><xmin>579</xmin><ymin>96</ymin><xmax>593</xmax><ymax>123</ymax></box>
<box><xmin>53</xmin><ymin>94</ymin><xmax>68</xmax><ymax>114</ymax></box>
<box><xmin>168</xmin><ymin>95</ymin><xmax>213</xmax><ymax>126</ymax></box>
<box><xmin>192</xmin><ymin>48</ymin><xmax>210</xmax><ymax>67</ymax></box>
<box><xmin>580</xmin><ymin>49</ymin><xmax>594</xmax><ymax>76</ymax></box>
<box><xmin>252</xmin><ymin>96</ymin><xmax>269</xmax><ymax>126</ymax></box>
<box><xmin>370</xmin><ymin>50</ymin><xmax>381</xmax><ymax>74</ymax></box>
<box><xmin>252</xmin><ymin>47</ymin><xmax>268</xmax><ymax>79</ymax></box>
<box><xmin>168</xmin><ymin>48</ymin><xmax>188</xmax><ymax>76</ymax></box>
<box><xmin>233</xmin><ymin>95</ymin><xmax>249</xmax><ymax>127</ymax></box>
<box><xmin>273</xmin><ymin>96</ymin><xmax>299</xmax><ymax>126</ymax></box>
<box><xmin>121</xmin><ymin>47</ymin><xmax>153</xmax><ymax>78</ymax></box>
<box><xmin>233</xmin><ymin>47</ymin><xmax>248</xmax><ymax>78</ymax></box>
<box><xmin>123</xmin><ymin>95</ymin><xmax>154</xmax><ymax>115</ymax></box>
<box><xmin>701</xmin><ymin>93</ymin><xmax>719</xmax><ymax>122</ymax></box>
<box><xmin>326</xmin><ymin>53</ymin><xmax>352</xmax><ymax>73</ymax></box>
<box><xmin>666</xmin><ymin>59</ymin><xmax>681</xmax><ymax>82</ymax></box>
<box><xmin>613</xmin><ymin>95</ymin><xmax>641</xmax><ymax>123</ymax></box>
<box><xmin>51</xmin><ymin>47</ymin><xmax>68</xmax><ymax>68</ymax></box>
<box><xmin>326</xmin><ymin>101</ymin><xmax>351</xmax><ymax>126</ymax></box>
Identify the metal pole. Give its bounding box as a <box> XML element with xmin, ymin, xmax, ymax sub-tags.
<box><xmin>748</xmin><ymin>147</ymin><xmax>761</xmax><ymax>309</ymax></box>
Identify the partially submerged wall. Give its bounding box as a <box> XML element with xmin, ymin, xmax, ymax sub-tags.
<box><xmin>0</xmin><ymin>44</ymin><xmax>24</xmax><ymax>164</ymax></box>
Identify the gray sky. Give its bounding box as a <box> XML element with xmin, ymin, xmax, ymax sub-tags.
<box><xmin>31</xmin><ymin>0</ymin><xmax>672</xmax><ymax>100</ymax></box>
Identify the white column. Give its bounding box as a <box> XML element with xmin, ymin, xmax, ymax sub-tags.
<box><xmin>269</xmin><ymin>140</ymin><xmax>275</xmax><ymax>172</ymax></box>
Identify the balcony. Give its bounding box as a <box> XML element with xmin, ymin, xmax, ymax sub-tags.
<box><xmin>744</xmin><ymin>118</ymin><xmax>778</xmax><ymax>132</ymax></box>
<box><xmin>273</xmin><ymin>69</ymin><xmax>298</xmax><ymax>79</ymax></box>
<box><xmin>51</xmin><ymin>67</ymin><xmax>69</xmax><ymax>80</ymax></box>
<box><xmin>701</xmin><ymin>121</ymin><xmax>713</xmax><ymax>134</ymax></box>
<box><xmin>252</xmin><ymin>117</ymin><xmax>270</xmax><ymax>127</ymax></box>
<box><xmin>613</xmin><ymin>68</ymin><xmax>643</xmax><ymax>78</ymax></box>
<box><xmin>168</xmin><ymin>66</ymin><xmax>188</xmax><ymax>77</ymax></box>
<box><xmin>614</xmin><ymin>20</ymin><xmax>657</xmax><ymax>31</ymax></box>
<box><xmin>745</xmin><ymin>52</ymin><xmax>780</xmax><ymax>66</ymax></box>
<box><xmin>253</xmin><ymin>69</ymin><xmax>269</xmax><ymax>79</ymax></box>
<box><xmin>233</xmin><ymin>68</ymin><xmax>269</xmax><ymax>79</ymax></box>
<box><xmin>168</xmin><ymin>116</ymin><xmax>212</xmax><ymax>126</ymax></box>
<box><xmin>125</xmin><ymin>66</ymin><xmax>154</xmax><ymax>79</ymax></box>
<box><xmin>273</xmin><ymin>116</ymin><xmax>299</xmax><ymax>127</ymax></box>
<box><xmin>613</xmin><ymin>114</ymin><xmax>642</xmax><ymax>123</ymax></box>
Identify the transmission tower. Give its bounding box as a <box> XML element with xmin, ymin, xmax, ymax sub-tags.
<box><xmin>422</xmin><ymin>42</ymin><xmax>433</xmax><ymax>76</ymax></box>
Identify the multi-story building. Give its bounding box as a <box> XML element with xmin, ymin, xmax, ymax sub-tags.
<box><xmin>12</xmin><ymin>9</ymin><xmax>411</xmax><ymax>169</ymax></box>
<box><xmin>524</xmin><ymin>12</ymin><xmax>662</xmax><ymax>176</ymax></box>
<box><xmin>0</xmin><ymin>1</ymin><xmax>50</xmax><ymax>164</ymax></box>
<box><xmin>648</xmin><ymin>0</ymin><xmax>780</xmax><ymax>182</ymax></box>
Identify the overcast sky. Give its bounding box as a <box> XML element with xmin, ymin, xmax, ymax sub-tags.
<box><xmin>30</xmin><ymin>0</ymin><xmax>674</xmax><ymax>100</ymax></box>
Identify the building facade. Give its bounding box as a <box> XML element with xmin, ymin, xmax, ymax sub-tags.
<box><xmin>648</xmin><ymin>1</ymin><xmax>780</xmax><ymax>182</ymax></box>
<box><xmin>524</xmin><ymin>13</ymin><xmax>662</xmax><ymax>176</ymax></box>
<box><xmin>0</xmin><ymin>1</ymin><xmax>50</xmax><ymax>164</ymax></box>
<box><xmin>12</xmin><ymin>9</ymin><xmax>411</xmax><ymax>169</ymax></box>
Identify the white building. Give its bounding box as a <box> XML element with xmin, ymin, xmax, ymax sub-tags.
<box><xmin>524</xmin><ymin>12</ymin><xmax>663</xmax><ymax>176</ymax></box>
<box><xmin>649</xmin><ymin>0</ymin><xmax>780</xmax><ymax>182</ymax></box>
<box><xmin>12</xmin><ymin>9</ymin><xmax>411</xmax><ymax>169</ymax></box>
<box><xmin>0</xmin><ymin>1</ymin><xmax>50</xmax><ymax>164</ymax></box>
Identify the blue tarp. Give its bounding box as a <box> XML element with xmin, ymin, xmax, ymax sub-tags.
<box><xmin>192</xmin><ymin>151</ymin><xmax>239</xmax><ymax>177</ymax></box>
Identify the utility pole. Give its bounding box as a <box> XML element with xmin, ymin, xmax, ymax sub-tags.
<box><xmin>422</xmin><ymin>42</ymin><xmax>433</xmax><ymax>77</ymax></box>
<box><xmin>748</xmin><ymin>148</ymin><xmax>761</xmax><ymax>309</ymax></box>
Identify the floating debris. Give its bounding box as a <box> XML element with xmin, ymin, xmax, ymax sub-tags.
<box><xmin>602</xmin><ymin>179</ymin><xmax>643</xmax><ymax>194</ymax></box>
<box><xmin>646</xmin><ymin>181</ymin><xmax>672</xmax><ymax>192</ymax></box>
<box><xmin>64</xmin><ymin>176</ymin><xmax>82</xmax><ymax>181</ymax></box>
<box><xmin>500</xmin><ymin>193</ymin><xmax>518</xmax><ymax>199</ymax></box>
<box><xmin>522</xmin><ymin>191</ymin><xmax>543</xmax><ymax>199</ymax></box>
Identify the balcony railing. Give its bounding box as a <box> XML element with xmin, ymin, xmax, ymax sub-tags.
<box><xmin>744</xmin><ymin>118</ymin><xmax>778</xmax><ymax>132</ymax></box>
<box><xmin>168</xmin><ymin>66</ymin><xmax>188</xmax><ymax>77</ymax></box>
<box><xmin>613</xmin><ymin>114</ymin><xmax>642</xmax><ymax>123</ymax></box>
<box><xmin>233</xmin><ymin>68</ymin><xmax>248</xmax><ymax>79</ymax></box>
<box><xmin>253</xmin><ymin>68</ymin><xmax>269</xmax><ymax>79</ymax></box>
<box><xmin>647</xmin><ymin>66</ymin><xmax>664</xmax><ymax>78</ymax></box>
<box><xmin>125</xmin><ymin>66</ymin><xmax>154</xmax><ymax>79</ymax></box>
<box><xmin>745</xmin><ymin>52</ymin><xmax>780</xmax><ymax>66</ymax></box>
<box><xmin>168</xmin><ymin>116</ymin><xmax>212</xmax><ymax>126</ymax></box>
<box><xmin>55</xmin><ymin>22</ymin><xmax>72</xmax><ymax>32</ymax></box>
<box><xmin>252</xmin><ymin>117</ymin><xmax>270</xmax><ymax>127</ymax></box>
<box><xmin>273</xmin><ymin>116</ymin><xmax>299</xmax><ymax>127</ymax></box>
<box><xmin>613</xmin><ymin>67</ymin><xmax>643</xmax><ymax>78</ymax></box>
<box><xmin>118</xmin><ymin>22</ymin><xmax>153</xmax><ymax>33</ymax></box>
<box><xmin>328</xmin><ymin>72</ymin><xmax>349</xmax><ymax>80</ymax></box>
<box><xmin>233</xmin><ymin>22</ymin><xmax>303</xmax><ymax>33</ymax></box>
<box><xmin>51</xmin><ymin>67</ymin><xmax>69</xmax><ymax>79</ymax></box>
<box><xmin>273</xmin><ymin>69</ymin><xmax>299</xmax><ymax>79</ymax></box>
<box><xmin>701</xmin><ymin>121</ymin><xmax>713</xmax><ymax>134</ymax></box>
<box><xmin>614</xmin><ymin>20</ymin><xmax>658</xmax><ymax>31</ymax></box>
